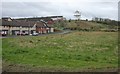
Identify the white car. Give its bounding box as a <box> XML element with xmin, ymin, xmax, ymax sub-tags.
<box><xmin>32</xmin><ymin>33</ymin><xmax>39</xmax><ymax>36</ymax></box>
<box><xmin>29</xmin><ymin>34</ymin><xmax>32</xmax><ymax>36</ymax></box>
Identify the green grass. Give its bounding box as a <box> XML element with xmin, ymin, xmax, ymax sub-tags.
<box><xmin>65</xmin><ymin>21</ymin><xmax>117</xmax><ymax>31</ymax></box>
<box><xmin>2</xmin><ymin>32</ymin><xmax>118</xmax><ymax>71</ymax></box>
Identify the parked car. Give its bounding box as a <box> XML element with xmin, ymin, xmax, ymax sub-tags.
<box><xmin>1</xmin><ymin>33</ymin><xmax>7</xmax><ymax>36</ymax></box>
<box><xmin>1</xmin><ymin>31</ymin><xmax>7</xmax><ymax>36</ymax></box>
<box><xmin>32</xmin><ymin>33</ymin><xmax>39</xmax><ymax>36</ymax></box>
<box><xmin>29</xmin><ymin>34</ymin><xmax>32</xmax><ymax>36</ymax></box>
<box><xmin>17</xmin><ymin>32</ymin><xmax>29</xmax><ymax>36</ymax></box>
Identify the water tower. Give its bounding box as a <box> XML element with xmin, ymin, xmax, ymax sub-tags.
<box><xmin>74</xmin><ymin>10</ymin><xmax>81</xmax><ymax>21</ymax></box>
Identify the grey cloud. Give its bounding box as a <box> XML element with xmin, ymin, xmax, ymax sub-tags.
<box><xmin>2</xmin><ymin>1</ymin><xmax>118</xmax><ymax>20</ymax></box>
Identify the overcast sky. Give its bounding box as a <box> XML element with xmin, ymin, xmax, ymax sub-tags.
<box><xmin>1</xmin><ymin>0</ymin><xmax>119</xmax><ymax>20</ymax></box>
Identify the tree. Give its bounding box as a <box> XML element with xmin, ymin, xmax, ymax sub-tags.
<box><xmin>69</xmin><ymin>19</ymin><xmax>71</xmax><ymax>22</ymax></box>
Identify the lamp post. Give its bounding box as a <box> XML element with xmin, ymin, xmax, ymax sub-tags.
<box><xmin>20</xmin><ymin>26</ymin><xmax>22</xmax><ymax>36</ymax></box>
<box><xmin>8</xmin><ymin>25</ymin><xmax>11</xmax><ymax>36</ymax></box>
<box><xmin>26</xmin><ymin>19</ymin><xmax>30</xmax><ymax>35</ymax></box>
<box><xmin>28</xmin><ymin>21</ymin><xmax>30</xmax><ymax>35</ymax></box>
<box><xmin>8</xmin><ymin>18</ymin><xmax>12</xmax><ymax>35</ymax></box>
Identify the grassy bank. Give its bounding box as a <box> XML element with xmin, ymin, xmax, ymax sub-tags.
<box><xmin>2</xmin><ymin>32</ymin><xmax>118</xmax><ymax>71</ymax></box>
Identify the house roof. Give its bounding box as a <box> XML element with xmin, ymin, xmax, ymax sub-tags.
<box><xmin>2</xmin><ymin>17</ymin><xmax>11</xmax><ymax>19</ymax></box>
<box><xmin>16</xmin><ymin>16</ymin><xmax>63</xmax><ymax>22</ymax></box>
<box><xmin>2</xmin><ymin>19</ymin><xmax>49</xmax><ymax>28</ymax></box>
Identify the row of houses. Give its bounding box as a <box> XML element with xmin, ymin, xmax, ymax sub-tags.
<box><xmin>92</xmin><ymin>17</ymin><xmax>111</xmax><ymax>22</ymax></box>
<box><xmin>0</xmin><ymin>16</ymin><xmax>63</xmax><ymax>36</ymax></box>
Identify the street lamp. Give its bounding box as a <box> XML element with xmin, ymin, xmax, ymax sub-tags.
<box><xmin>25</xmin><ymin>19</ymin><xmax>30</xmax><ymax>35</ymax></box>
<box><xmin>20</xmin><ymin>26</ymin><xmax>22</xmax><ymax>36</ymax></box>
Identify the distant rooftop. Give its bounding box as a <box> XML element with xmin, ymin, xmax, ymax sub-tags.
<box><xmin>2</xmin><ymin>17</ymin><xmax>11</xmax><ymax>19</ymax></box>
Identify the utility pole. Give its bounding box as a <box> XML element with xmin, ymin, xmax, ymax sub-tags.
<box><xmin>28</xmin><ymin>21</ymin><xmax>30</xmax><ymax>35</ymax></box>
<box><xmin>26</xmin><ymin>19</ymin><xmax>30</xmax><ymax>35</ymax></box>
<box><xmin>20</xmin><ymin>26</ymin><xmax>22</xmax><ymax>36</ymax></box>
<box><xmin>8</xmin><ymin>18</ymin><xmax>12</xmax><ymax>35</ymax></box>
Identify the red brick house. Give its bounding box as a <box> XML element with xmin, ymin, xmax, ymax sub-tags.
<box><xmin>1</xmin><ymin>17</ymin><xmax>54</xmax><ymax>35</ymax></box>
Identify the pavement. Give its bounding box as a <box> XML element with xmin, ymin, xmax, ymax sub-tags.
<box><xmin>0</xmin><ymin>36</ymin><xmax>17</xmax><ymax>38</ymax></box>
<box><xmin>0</xmin><ymin>30</ymin><xmax>71</xmax><ymax>39</ymax></box>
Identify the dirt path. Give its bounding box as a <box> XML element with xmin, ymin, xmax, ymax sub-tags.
<box><xmin>2</xmin><ymin>61</ymin><xmax>118</xmax><ymax>72</ymax></box>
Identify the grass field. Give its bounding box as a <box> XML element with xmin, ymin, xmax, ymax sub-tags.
<box><xmin>0</xmin><ymin>38</ymin><xmax>2</xmax><ymax>72</ymax></box>
<box><xmin>2</xmin><ymin>32</ymin><xmax>118</xmax><ymax>72</ymax></box>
